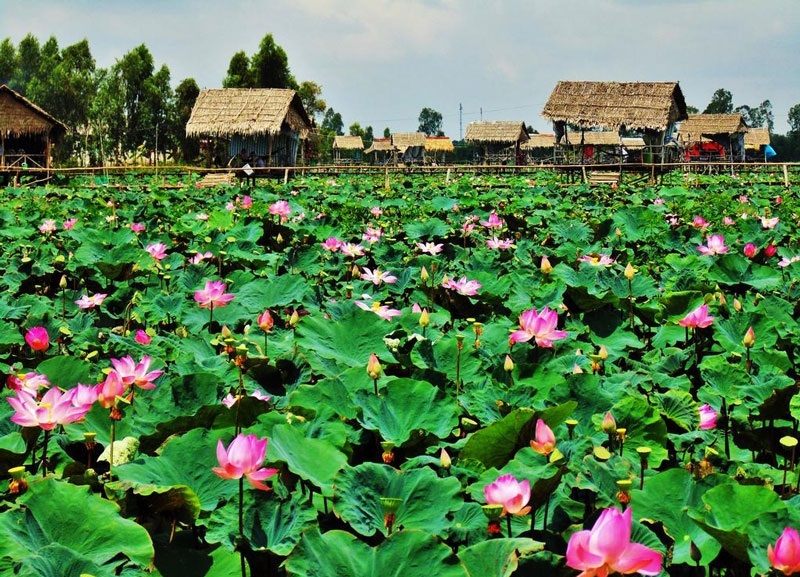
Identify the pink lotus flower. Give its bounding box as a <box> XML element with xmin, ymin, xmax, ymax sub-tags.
<box><xmin>530</xmin><ymin>419</ymin><xmax>556</xmax><ymax>456</ymax></box>
<box><xmin>257</xmin><ymin>309</ymin><xmax>274</xmax><ymax>332</ymax></box>
<box><xmin>269</xmin><ymin>200</ymin><xmax>291</xmax><ymax>222</ymax></box>
<box><xmin>722</xmin><ymin>216</ymin><xmax>735</xmax><ymax>226</ymax></box>
<box><xmin>39</xmin><ymin>219</ymin><xmax>56</xmax><ymax>234</ymax></box>
<box><xmin>484</xmin><ymin>474</ymin><xmax>531</xmax><ymax>516</ymax></box>
<box><xmin>135</xmin><ymin>330</ymin><xmax>152</xmax><ymax>345</ymax></box>
<box><xmin>691</xmin><ymin>215</ymin><xmax>709</xmax><ymax>230</ymax></box>
<box><xmin>697</xmin><ymin>234</ymin><xmax>729</xmax><ymax>256</ymax></box>
<box><xmin>95</xmin><ymin>370</ymin><xmax>129</xmax><ymax>409</ymax></box>
<box><xmin>566</xmin><ymin>507</ymin><xmax>662</xmax><ymax>577</ymax></box>
<box><xmin>417</xmin><ymin>242</ymin><xmax>444</xmax><ymax>255</ymax></box>
<box><xmin>442</xmin><ymin>276</ymin><xmax>482</xmax><ymax>296</ymax></box>
<box><xmin>370</xmin><ymin>206</ymin><xmax>383</xmax><ymax>217</ymax></box>
<box><xmin>361</xmin><ymin>267</ymin><xmax>398</xmax><ymax>285</ymax></box>
<box><xmin>213</xmin><ymin>433</ymin><xmax>279</xmax><ymax>491</ymax></box>
<box><xmin>579</xmin><ymin>254</ymin><xmax>615</xmax><ymax>266</ymax></box>
<box><xmin>194</xmin><ymin>280</ymin><xmax>235</xmax><ymax>310</ymax></box>
<box><xmin>462</xmin><ymin>219</ymin><xmax>476</xmax><ymax>236</ymax></box>
<box><xmin>8</xmin><ymin>387</ymin><xmax>93</xmax><ymax>431</ymax></box>
<box><xmin>354</xmin><ymin>300</ymin><xmax>402</xmax><ymax>321</ymax></box>
<box><xmin>25</xmin><ymin>327</ymin><xmax>50</xmax><ymax>352</ymax></box>
<box><xmin>652</xmin><ymin>198</ymin><xmax>665</xmax><ymax>205</ymax></box>
<box><xmin>765</xmin><ymin>243</ymin><xmax>778</xmax><ymax>258</ymax></box>
<box><xmin>130</xmin><ymin>222</ymin><xmax>146</xmax><ymax>233</ymax></box>
<box><xmin>362</xmin><ymin>226</ymin><xmax>383</xmax><ymax>244</ymax></box>
<box><xmin>698</xmin><ymin>404</ymin><xmax>717</xmax><ymax>430</ymax></box>
<box><xmin>768</xmin><ymin>527</ymin><xmax>800</xmax><ymax>576</ymax></box>
<box><xmin>146</xmin><ymin>242</ymin><xmax>168</xmax><ymax>260</ymax></box>
<box><xmin>510</xmin><ymin>307</ymin><xmax>568</xmax><ymax>348</ymax></box>
<box><xmin>761</xmin><ymin>216</ymin><xmax>780</xmax><ymax>229</ymax></box>
<box><xmin>6</xmin><ymin>372</ymin><xmax>50</xmax><ymax>394</ymax></box>
<box><xmin>189</xmin><ymin>251</ymin><xmax>214</xmax><ymax>264</ymax></box>
<box><xmin>240</xmin><ymin>195</ymin><xmax>253</xmax><ymax>210</ymax></box>
<box><xmin>678</xmin><ymin>304</ymin><xmax>714</xmax><ymax>329</ymax></box>
<box><xmin>63</xmin><ymin>218</ymin><xmax>77</xmax><ymax>230</ymax></box>
<box><xmin>340</xmin><ymin>242</ymin><xmax>365</xmax><ymax>258</ymax></box>
<box><xmin>75</xmin><ymin>293</ymin><xmax>107</xmax><ymax>309</ymax></box>
<box><xmin>321</xmin><ymin>237</ymin><xmax>343</xmax><ymax>252</ymax></box>
<box><xmin>487</xmin><ymin>236</ymin><xmax>515</xmax><ymax>249</ymax></box>
<box><xmin>779</xmin><ymin>255</ymin><xmax>800</xmax><ymax>268</ymax></box>
<box><xmin>69</xmin><ymin>383</ymin><xmax>99</xmax><ymax>407</ymax></box>
<box><xmin>195</xmin><ymin>213</ymin><xmax>209</xmax><ymax>221</ymax></box>
<box><xmin>110</xmin><ymin>355</ymin><xmax>163</xmax><ymax>390</ymax></box>
<box><xmin>743</xmin><ymin>243</ymin><xmax>757</xmax><ymax>258</ymax></box>
<box><xmin>480</xmin><ymin>211</ymin><xmax>505</xmax><ymax>230</ymax></box>
<box><xmin>222</xmin><ymin>390</ymin><xmax>271</xmax><ymax>408</ymax></box>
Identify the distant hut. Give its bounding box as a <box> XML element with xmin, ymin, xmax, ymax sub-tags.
<box><xmin>364</xmin><ymin>138</ymin><xmax>396</xmax><ymax>165</ymax></box>
<box><xmin>424</xmin><ymin>136</ymin><xmax>454</xmax><ymax>164</ymax></box>
<box><xmin>392</xmin><ymin>132</ymin><xmax>426</xmax><ymax>165</ymax></box>
<box><xmin>676</xmin><ymin>113</ymin><xmax>748</xmax><ymax>162</ymax></box>
<box><xmin>541</xmin><ymin>81</ymin><xmax>688</xmax><ymax>164</ymax></box>
<box><xmin>332</xmin><ymin>135</ymin><xmax>364</xmax><ymax>164</ymax></box>
<box><xmin>464</xmin><ymin>121</ymin><xmax>529</xmax><ymax>164</ymax></box>
<box><xmin>0</xmin><ymin>84</ymin><xmax>67</xmax><ymax>172</ymax></box>
<box><xmin>186</xmin><ymin>88</ymin><xmax>311</xmax><ymax>168</ymax></box>
<box><xmin>744</xmin><ymin>126</ymin><xmax>773</xmax><ymax>162</ymax></box>
<box><xmin>521</xmin><ymin>133</ymin><xmax>556</xmax><ymax>164</ymax></box>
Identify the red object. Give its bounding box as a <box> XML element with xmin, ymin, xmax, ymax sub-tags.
<box><xmin>686</xmin><ymin>141</ymin><xmax>725</xmax><ymax>161</ymax></box>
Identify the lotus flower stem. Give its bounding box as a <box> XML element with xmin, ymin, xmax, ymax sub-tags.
<box><xmin>543</xmin><ymin>496</ymin><xmax>550</xmax><ymax>531</ymax></box>
<box><xmin>506</xmin><ymin>515</ymin><xmax>512</xmax><ymax>538</ymax></box>
<box><xmin>722</xmin><ymin>397</ymin><xmax>730</xmax><ymax>460</ymax></box>
<box><xmin>455</xmin><ymin>334</ymin><xmax>464</xmax><ymax>404</ymax></box>
<box><xmin>238</xmin><ymin>476</ymin><xmax>246</xmax><ymax>577</ymax></box>
<box><xmin>40</xmin><ymin>430</ymin><xmax>50</xmax><ymax>476</ymax></box>
<box><xmin>109</xmin><ymin>419</ymin><xmax>116</xmax><ymax>477</ymax></box>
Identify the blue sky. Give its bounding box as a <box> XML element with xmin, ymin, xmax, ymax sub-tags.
<box><xmin>4</xmin><ymin>0</ymin><xmax>799</xmax><ymax>136</ymax></box>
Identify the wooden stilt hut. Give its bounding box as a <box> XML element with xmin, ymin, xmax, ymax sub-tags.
<box><xmin>364</xmin><ymin>138</ymin><xmax>396</xmax><ymax>165</ymax></box>
<box><xmin>424</xmin><ymin>136</ymin><xmax>454</xmax><ymax>165</ymax></box>
<box><xmin>0</xmin><ymin>84</ymin><xmax>67</xmax><ymax>175</ymax></box>
<box><xmin>464</xmin><ymin>121</ymin><xmax>529</xmax><ymax>165</ymax></box>
<box><xmin>332</xmin><ymin>135</ymin><xmax>364</xmax><ymax>165</ymax></box>
<box><xmin>521</xmin><ymin>133</ymin><xmax>556</xmax><ymax>164</ymax></box>
<box><xmin>186</xmin><ymin>88</ymin><xmax>311</xmax><ymax>172</ymax></box>
<box><xmin>744</xmin><ymin>126</ymin><xmax>772</xmax><ymax>162</ymax></box>
<box><xmin>391</xmin><ymin>132</ymin><xmax>427</xmax><ymax>165</ymax></box>
<box><xmin>541</xmin><ymin>81</ymin><xmax>688</xmax><ymax>165</ymax></box>
<box><xmin>676</xmin><ymin>113</ymin><xmax>748</xmax><ymax>162</ymax></box>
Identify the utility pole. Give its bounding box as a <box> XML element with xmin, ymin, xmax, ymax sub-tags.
<box><xmin>480</xmin><ymin>107</ymin><xmax>483</xmax><ymax>121</ymax></box>
<box><xmin>459</xmin><ymin>103</ymin><xmax>463</xmax><ymax>141</ymax></box>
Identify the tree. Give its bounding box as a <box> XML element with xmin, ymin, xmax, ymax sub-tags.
<box><xmin>175</xmin><ymin>78</ymin><xmax>200</xmax><ymax>162</ymax></box>
<box><xmin>348</xmin><ymin>122</ymin><xmax>365</xmax><ymax>138</ymax></box>
<box><xmin>789</xmin><ymin>103</ymin><xmax>800</xmax><ymax>135</ymax></box>
<box><xmin>383</xmin><ymin>127</ymin><xmax>391</xmax><ymax>138</ymax></box>
<box><xmin>297</xmin><ymin>80</ymin><xmax>326</xmax><ymax>124</ymax></box>
<box><xmin>703</xmin><ymin>89</ymin><xmax>733</xmax><ymax>114</ymax></box>
<box><xmin>364</xmin><ymin>125</ymin><xmax>374</xmax><ymax>147</ymax></box>
<box><xmin>686</xmin><ymin>105</ymin><xmax>699</xmax><ymax>115</ymax></box>
<box><xmin>0</xmin><ymin>38</ymin><xmax>16</xmax><ymax>86</ymax></box>
<box><xmin>141</xmin><ymin>64</ymin><xmax>175</xmax><ymax>162</ymax></box>
<box><xmin>250</xmin><ymin>34</ymin><xmax>296</xmax><ymax>89</ymax></box>
<box><xmin>321</xmin><ymin>108</ymin><xmax>344</xmax><ymax>136</ymax></box>
<box><xmin>418</xmin><ymin>107</ymin><xmax>443</xmax><ymax>136</ymax></box>
<box><xmin>736</xmin><ymin>100</ymin><xmax>774</xmax><ymax>132</ymax></box>
<box><xmin>223</xmin><ymin>51</ymin><xmax>252</xmax><ymax>88</ymax></box>
<box><xmin>10</xmin><ymin>34</ymin><xmax>42</xmax><ymax>92</ymax></box>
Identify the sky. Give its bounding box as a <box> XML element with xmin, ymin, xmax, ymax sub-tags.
<box><xmin>3</xmin><ymin>0</ymin><xmax>799</xmax><ymax>137</ymax></box>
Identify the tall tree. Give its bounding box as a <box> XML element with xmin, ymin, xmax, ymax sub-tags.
<box><xmin>116</xmin><ymin>44</ymin><xmax>156</xmax><ymax>154</ymax></box>
<box><xmin>11</xmin><ymin>34</ymin><xmax>42</xmax><ymax>91</ymax></box>
<box><xmin>703</xmin><ymin>89</ymin><xmax>733</xmax><ymax>114</ymax></box>
<box><xmin>297</xmin><ymin>80</ymin><xmax>326</xmax><ymax>124</ymax></box>
<box><xmin>383</xmin><ymin>127</ymin><xmax>391</xmax><ymax>138</ymax></box>
<box><xmin>0</xmin><ymin>38</ymin><xmax>16</xmax><ymax>86</ymax></box>
<box><xmin>364</xmin><ymin>125</ymin><xmax>374</xmax><ymax>147</ymax></box>
<box><xmin>321</xmin><ymin>108</ymin><xmax>344</xmax><ymax>136</ymax></box>
<box><xmin>223</xmin><ymin>51</ymin><xmax>252</xmax><ymax>88</ymax></box>
<box><xmin>175</xmin><ymin>78</ymin><xmax>200</xmax><ymax>162</ymax></box>
<box><xmin>736</xmin><ymin>100</ymin><xmax>774</xmax><ymax>132</ymax></box>
<box><xmin>788</xmin><ymin>103</ymin><xmax>800</xmax><ymax>135</ymax></box>
<box><xmin>418</xmin><ymin>107</ymin><xmax>443</xmax><ymax>136</ymax></box>
<box><xmin>349</xmin><ymin>122</ymin><xmax>365</xmax><ymax>138</ymax></box>
<box><xmin>250</xmin><ymin>34</ymin><xmax>296</xmax><ymax>89</ymax></box>
<box><xmin>141</xmin><ymin>64</ymin><xmax>175</xmax><ymax>161</ymax></box>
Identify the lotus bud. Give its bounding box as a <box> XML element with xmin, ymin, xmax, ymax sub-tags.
<box><xmin>602</xmin><ymin>411</ymin><xmax>617</xmax><ymax>434</ymax></box>
<box><xmin>59</xmin><ymin>275</ymin><xmax>68</xmax><ymax>289</ymax></box>
<box><xmin>624</xmin><ymin>263</ymin><xmax>637</xmax><ymax>280</ymax></box>
<box><xmin>367</xmin><ymin>352</ymin><xmax>382</xmax><ymax>379</ymax></box>
<box><xmin>257</xmin><ymin>310</ymin><xmax>274</xmax><ymax>332</ymax></box>
<box><xmin>733</xmin><ymin>298</ymin><xmax>742</xmax><ymax>312</ymax></box>
<box><xmin>419</xmin><ymin>308</ymin><xmax>430</xmax><ymax>328</ymax></box>
<box><xmin>276</xmin><ymin>232</ymin><xmax>283</xmax><ymax>244</ymax></box>
<box><xmin>598</xmin><ymin>345</ymin><xmax>609</xmax><ymax>360</ymax></box>
<box><xmin>743</xmin><ymin>326</ymin><xmax>755</xmax><ymax>348</ymax></box>
<box><xmin>289</xmin><ymin>310</ymin><xmax>300</xmax><ymax>327</ymax></box>
<box><xmin>351</xmin><ymin>264</ymin><xmax>361</xmax><ymax>279</ymax></box>
<box><xmin>572</xmin><ymin>363</ymin><xmax>584</xmax><ymax>374</ymax></box>
<box><xmin>504</xmin><ymin>354</ymin><xmax>514</xmax><ymax>372</ymax></box>
<box><xmin>420</xmin><ymin>266</ymin><xmax>429</xmax><ymax>283</ymax></box>
<box><xmin>540</xmin><ymin>256</ymin><xmax>553</xmax><ymax>274</ymax></box>
<box><xmin>440</xmin><ymin>448</ymin><xmax>452</xmax><ymax>469</ymax></box>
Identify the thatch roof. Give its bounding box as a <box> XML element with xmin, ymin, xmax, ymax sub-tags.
<box><xmin>186</xmin><ymin>88</ymin><xmax>311</xmax><ymax>139</ymax></box>
<box><xmin>364</xmin><ymin>138</ymin><xmax>396</xmax><ymax>154</ymax></box>
<box><xmin>541</xmin><ymin>81</ymin><xmax>688</xmax><ymax>131</ymax></box>
<box><xmin>0</xmin><ymin>84</ymin><xmax>68</xmax><ymax>138</ymax></box>
<box><xmin>521</xmin><ymin>133</ymin><xmax>556</xmax><ymax>149</ymax></box>
<box><xmin>561</xmin><ymin>131</ymin><xmax>621</xmax><ymax>146</ymax></box>
<box><xmin>677</xmin><ymin>114</ymin><xmax>748</xmax><ymax>144</ymax></box>
<box><xmin>424</xmin><ymin>136</ymin><xmax>454</xmax><ymax>152</ymax></box>
<box><xmin>392</xmin><ymin>132</ymin><xmax>426</xmax><ymax>151</ymax></box>
<box><xmin>332</xmin><ymin>135</ymin><xmax>364</xmax><ymax>150</ymax></box>
<box><xmin>621</xmin><ymin>137</ymin><xmax>646</xmax><ymax>150</ymax></box>
<box><xmin>464</xmin><ymin>121</ymin><xmax>530</xmax><ymax>144</ymax></box>
<box><xmin>744</xmin><ymin>126</ymin><xmax>771</xmax><ymax>149</ymax></box>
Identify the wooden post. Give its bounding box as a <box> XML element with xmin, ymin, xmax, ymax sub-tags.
<box><xmin>784</xmin><ymin>163</ymin><xmax>789</xmax><ymax>187</ymax></box>
<box><xmin>446</xmin><ymin>167</ymin><xmax>451</xmax><ymax>184</ymax></box>
<box><xmin>384</xmin><ymin>166</ymin><xmax>390</xmax><ymax>190</ymax></box>
<box><xmin>284</xmin><ymin>168</ymin><xmax>289</xmax><ymax>184</ymax></box>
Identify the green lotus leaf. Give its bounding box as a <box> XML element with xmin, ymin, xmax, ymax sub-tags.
<box><xmin>333</xmin><ymin>463</ymin><xmax>462</xmax><ymax>538</ymax></box>
<box><xmin>0</xmin><ymin>477</ymin><xmax>153</xmax><ymax>573</ymax></box>
<box><xmin>458</xmin><ymin>538</ymin><xmax>544</xmax><ymax>577</ymax></box>
<box><xmin>353</xmin><ymin>378</ymin><xmax>458</xmax><ymax>447</ymax></box>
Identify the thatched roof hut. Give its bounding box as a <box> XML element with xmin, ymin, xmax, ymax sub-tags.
<box><xmin>521</xmin><ymin>133</ymin><xmax>556</xmax><ymax>150</ymax></box>
<box><xmin>541</xmin><ymin>81</ymin><xmax>687</xmax><ymax>131</ymax></box>
<box><xmin>1</xmin><ymin>84</ymin><xmax>67</xmax><ymax>170</ymax></box>
<box><xmin>464</xmin><ymin>121</ymin><xmax>529</xmax><ymax>145</ymax></box>
<box><xmin>676</xmin><ymin>114</ymin><xmax>748</xmax><ymax>144</ymax></box>
<box><xmin>424</xmin><ymin>136</ymin><xmax>454</xmax><ymax>153</ymax></box>
<box><xmin>332</xmin><ymin>135</ymin><xmax>364</xmax><ymax>151</ymax></box>
<box><xmin>392</xmin><ymin>132</ymin><xmax>426</xmax><ymax>164</ymax></box>
<box><xmin>186</xmin><ymin>88</ymin><xmax>311</xmax><ymax>166</ymax></box>
<box><xmin>363</xmin><ymin>137</ymin><xmax>396</xmax><ymax>164</ymax></box>
<box><xmin>744</xmin><ymin>127</ymin><xmax>771</xmax><ymax>149</ymax></box>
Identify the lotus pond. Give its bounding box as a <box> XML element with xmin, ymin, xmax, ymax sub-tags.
<box><xmin>1</xmin><ymin>170</ymin><xmax>800</xmax><ymax>576</ymax></box>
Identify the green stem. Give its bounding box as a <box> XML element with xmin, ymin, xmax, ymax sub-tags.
<box><xmin>506</xmin><ymin>515</ymin><xmax>512</xmax><ymax>538</ymax></box>
<box><xmin>40</xmin><ymin>429</ymin><xmax>50</xmax><ymax>477</ymax></box>
<box><xmin>109</xmin><ymin>419</ymin><xmax>116</xmax><ymax>477</ymax></box>
<box><xmin>239</xmin><ymin>476</ymin><xmax>246</xmax><ymax>577</ymax></box>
